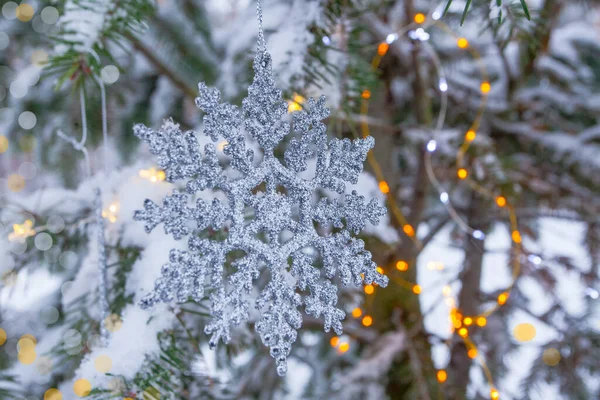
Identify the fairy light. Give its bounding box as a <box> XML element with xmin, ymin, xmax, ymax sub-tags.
<box><xmin>408</xmin><ymin>28</ymin><xmax>430</xmax><ymax>41</ymax></box>
<box><xmin>386</xmin><ymin>33</ymin><xmax>398</xmax><ymax>44</ymax></box>
<box><xmin>495</xmin><ymin>196</ymin><xmax>506</xmax><ymax>207</ymax></box>
<box><xmin>467</xmin><ymin>348</ymin><xmax>478</xmax><ymax>359</ymax></box>
<box><xmin>364</xmin><ymin>284</ymin><xmax>375</xmax><ymax>295</ymax></box>
<box><xmin>377</xmin><ymin>42</ymin><xmax>389</xmax><ymax>56</ymax></box>
<box><xmin>351</xmin><ymin>308</ymin><xmax>362</xmax><ymax>318</ymax></box>
<box><xmin>473</xmin><ymin>230</ymin><xmax>485</xmax><ymax>240</ymax></box>
<box><xmin>463</xmin><ymin>317</ymin><xmax>473</xmax><ymax>326</ymax></box>
<box><xmin>287</xmin><ymin>93</ymin><xmax>305</xmax><ymax>112</ymax></box>
<box><xmin>414</xmin><ymin>13</ymin><xmax>426</xmax><ymax>24</ymax></box>
<box><xmin>437</xmin><ymin>369</ymin><xmax>448</xmax><ymax>383</ymax></box>
<box><xmin>480</xmin><ymin>81</ymin><xmax>491</xmax><ymax>94</ymax></box>
<box><xmin>439</xmin><ymin>78</ymin><xmax>448</xmax><ymax>92</ymax></box>
<box><xmin>442</xmin><ymin>285</ymin><xmax>452</xmax><ymax>296</ymax></box>
<box><xmin>362</xmin><ymin>315</ymin><xmax>373</xmax><ymax>327</ymax></box>
<box><xmin>322</xmin><ymin>36</ymin><xmax>331</xmax><ymax>46</ymax></box>
<box><xmin>9</xmin><ymin>220</ymin><xmax>36</xmax><ymax>241</ymax></box>
<box><xmin>490</xmin><ymin>388</ymin><xmax>500</xmax><ymax>399</ymax></box>
<box><xmin>412</xmin><ymin>284</ymin><xmax>422</xmax><ymax>294</ymax></box>
<box><xmin>511</xmin><ymin>231</ymin><xmax>522</xmax><ymax>244</ymax></box>
<box><xmin>330</xmin><ymin>336</ymin><xmax>339</xmax><ymax>347</ymax></box>
<box><xmin>497</xmin><ymin>292</ymin><xmax>509</xmax><ymax>305</ymax></box>
<box><xmin>338</xmin><ymin>341</ymin><xmax>350</xmax><ymax>353</ymax></box>
<box><xmin>139</xmin><ymin>167</ymin><xmax>166</xmax><ymax>183</ymax></box>
<box><xmin>102</xmin><ymin>202</ymin><xmax>119</xmax><ymax>224</ymax></box>
<box><xmin>396</xmin><ymin>260</ymin><xmax>408</xmax><ymax>271</ymax></box>
<box><xmin>403</xmin><ymin>224</ymin><xmax>415</xmax><ymax>237</ymax></box>
<box><xmin>376</xmin><ymin>266</ymin><xmax>385</xmax><ymax>274</ymax></box>
<box><xmin>465</xmin><ymin>130</ymin><xmax>476</xmax><ymax>141</ymax></box>
<box><xmin>476</xmin><ymin>317</ymin><xmax>487</xmax><ymax>327</ymax></box>
<box><xmin>457</xmin><ymin>168</ymin><xmax>468</xmax><ymax>179</ymax></box>
<box><xmin>378</xmin><ymin>180</ymin><xmax>390</xmax><ymax>194</ymax></box>
<box><xmin>528</xmin><ymin>255</ymin><xmax>542</xmax><ymax>265</ymax></box>
<box><xmin>361</xmin><ymin>89</ymin><xmax>371</xmax><ymax>99</ymax></box>
<box><xmin>457</xmin><ymin>37</ymin><xmax>469</xmax><ymax>49</ymax></box>
<box><xmin>458</xmin><ymin>327</ymin><xmax>468</xmax><ymax>338</ymax></box>
<box><xmin>426</xmin><ymin>139</ymin><xmax>437</xmax><ymax>152</ymax></box>
<box><xmin>440</xmin><ymin>192</ymin><xmax>449</xmax><ymax>203</ymax></box>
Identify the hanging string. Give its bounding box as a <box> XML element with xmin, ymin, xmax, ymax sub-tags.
<box><xmin>57</xmin><ymin>85</ymin><xmax>91</xmax><ymax>178</ymax></box>
<box><xmin>256</xmin><ymin>0</ymin><xmax>266</xmax><ymax>52</ymax></box>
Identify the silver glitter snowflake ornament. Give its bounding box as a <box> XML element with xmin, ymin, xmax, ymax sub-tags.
<box><xmin>133</xmin><ymin>1</ymin><xmax>387</xmax><ymax>377</ymax></box>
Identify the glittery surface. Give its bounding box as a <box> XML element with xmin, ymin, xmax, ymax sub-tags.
<box><xmin>95</xmin><ymin>188</ymin><xmax>110</xmax><ymax>345</ymax></box>
<box><xmin>133</xmin><ymin>50</ymin><xmax>387</xmax><ymax>376</ymax></box>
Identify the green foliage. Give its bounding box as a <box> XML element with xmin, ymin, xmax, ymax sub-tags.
<box><xmin>44</xmin><ymin>0</ymin><xmax>156</xmax><ymax>89</ymax></box>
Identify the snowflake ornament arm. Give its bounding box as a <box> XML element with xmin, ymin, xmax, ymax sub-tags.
<box><xmin>134</xmin><ymin>49</ymin><xmax>388</xmax><ymax>376</ymax></box>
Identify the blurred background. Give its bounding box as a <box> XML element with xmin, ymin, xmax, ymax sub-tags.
<box><xmin>0</xmin><ymin>0</ymin><xmax>599</xmax><ymax>399</ymax></box>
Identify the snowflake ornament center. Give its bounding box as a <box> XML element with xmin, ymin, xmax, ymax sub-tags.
<box><xmin>133</xmin><ymin>50</ymin><xmax>388</xmax><ymax>376</ymax></box>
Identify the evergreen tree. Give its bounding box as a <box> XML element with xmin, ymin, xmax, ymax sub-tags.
<box><xmin>0</xmin><ymin>1</ymin><xmax>598</xmax><ymax>399</ymax></box>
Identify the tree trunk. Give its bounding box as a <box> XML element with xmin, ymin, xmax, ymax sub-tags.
<box><xmin>447</xmin><ymin>192</ymin><xmax>489</xmax><ymax>399</ymax></box>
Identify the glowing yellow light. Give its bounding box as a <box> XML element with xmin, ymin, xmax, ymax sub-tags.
<box><xmin>457</xmin><ymin>38</ymin><xmax>469</xmax><ymax>48</ymax></box>
<box><xmin>458</xmin><ymin>327</ymin><xmax>468</xmax><ymax>338</ymax></box>
<box><xmin>453</xmin><ymin>318</ymin><xmax>462</xmax><ymax>329</ymax></box>
<box><xmin>436</xmin><ymin>369</ymin><xmax>447</xmax><ymax>383</ymax></box>
<box><xmin>376</xmin><ymin>266</ymin><xmax>384</xmax><ymax>274</ymax></box>
<box><xmin>480</xmin><ymin>82</ymin><xmax>491</xmax><ymax>94</ymax></box>
<box><xmin>73</xmin><ymin>379</ymin><xmax>92</xmax><ymax>397</ymax></box>
<box><xmin>0</xmin><ymin>329</ymin><xmax>5</xmax><ymax>345</ymax></box>
<box><xmin>287</xmin><ymin>101</ymin><xmax>302</xmax><ymax>112</ymax></box>
<box><xmin>94</xmin><ymin>355</ymin><xmax>112</xmax><ymax>373</ymax></box>
<box><xmin>496</xmin><ymin>196</ymin><xmax>506</xmax><ymax>207</ymax></box>
<box><xmin>463</xmin><ymin>317</ymin><xmax>473</xmax><ymax>326</ymax></box>
<box><xmin>490</xmin><ymin>388</ymin><xmax>500</xmax><ymax>400</ymax></box>
<box><xmin>362</xmin><ymin>315</ymin><xmax>373</xmax><ymax>327</ymax></box>
<box><xmin>44</xmin><ymin>389</ymin><xmax>63</xmax><ymax>400</ymax></box>
<box><xmin>361</xmin><ymin>89</ymin><xmax>371</xmax><ymax>99</ymax></box>
<box><xmin>512</xmin><ymin>231</ymin><xmax>522</xmax><ymax>244</ymax></box>
<box><xmin>467</xmin><ymin>348</ymin><xmax>477</xmax><ymax>359</ymax></box>
<box><xmin>427</xmin><ymin>261</ymin><xmax>444</xmax><ymax>271</ymax></box>
<box><xmin>414</xmin><ymin>13</ymin><xmax>426</xmax><ymax>24</ymax></box>
<box><xmin>411</xmin><ymin>284</ymin><xmax>421</xmax><ymax>295</ymax></box>
<box><xmin>7</xmin><ymin>174</ymin><xmax>25</xmax><ymax>192</ymax></box>
<box><xmin>442</xmin><ymin>285</ymin><xmax>451</xmax><ymax>296</ymax></box>
<box><xmin>403</xmin><ymin>224</ymin><xmax>415</xmax><ymax>237</ymax></box>
<box><xmin>18</xmin><ymin>348</ymin><xmax>36</xmax><ymax>364</ymax></box>
<box><xmin>351</xmin><ymin>308</ymin><xmax>362</xmax><ymax>318</ymax></box>
<box><xmin>104</xmin><ymin>314</ymin><xmax>123</xmax><ymax>333</ymax></box>
<box><xmin>338</xmin><ymin>341</ymin><xmax>350</xmax><ymax>353</ymax></box>
<box><xmin>476</xmin><ymin>317</ymin><xmax>487</xmax><ymax>327</ymax></box>
<box><xmin>9</xmin><ymin>220</ymin><xmax>35</xmax><ymax>242</ymax></box>
<box><xmin>330</xmin><ymin>336</ymin><xmax>339</xmax><ymax>347</ymax></box>
<box><xmin>364</xmin><ymin>284</ymin><xmax>374</xmax><ymax>295</ymax></box>
<box><xmin>513</xmin><ymin>323</ymin><xmax>536</xmax><ymax>342</ymax></box>
<box><xmin>16</xmin><ymin>4</ymin><xmax>35</xmax><ymax>22</ymax></box>
<box><xmin>0</xmin><ymin>135</ymin><xmax>8</xmax><ymax>153</ymax></box>
<box><xmin>396</xmin><ymin>260</ymin><xmax>408</xmax><ymax>271</ymax></box>
<box><xmin>457</xmin><ymin>168</ymin><xmax>468</xmax><ymax>179</ymax></box>
<box><xmin>287</xmin><ymin>93</ymin><xmax>305</xmax><ymax>112</ymax></box>
<box><xmin>378</xmin><ymin>180</ymin><xmax>389</xmax><ymax>194</ymax></box>
<box><xmin>18</xmin><ymin>337</ymin><xmax>35</xmax><ymax>352</ymax></box>
<box><xmin>465</xmin><ymin>130</ymin><xmax>476</xmax><ymax>141</ymax></box>
<box><xmin>139</xmin><ymin>168</ymin><xmax>166</xmax><ymax>183</ymax></box>
<box><xmin>102</xmin><ymin>202</ymin><xmax>120</xmax><ymax>224</ymax></box>
<box><xmin>377</xmin><ymin>42</ymin><xmax>389</xmax><ymax>56</ymax></box>
<box><xmin>542</xmin><ymin>348</ymin><xmax>561</xmax><ymax>366</ymax></box>
<box><xmin>498</xmin><ymin>292</ymin><xmax>509</xmax><ymax>305</ymax></box>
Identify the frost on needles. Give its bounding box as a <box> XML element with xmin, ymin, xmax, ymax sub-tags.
<box><xmin>133</xmin><ymin>49</ymin><xmax>388</xmax><ymax>376</ymax></box>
